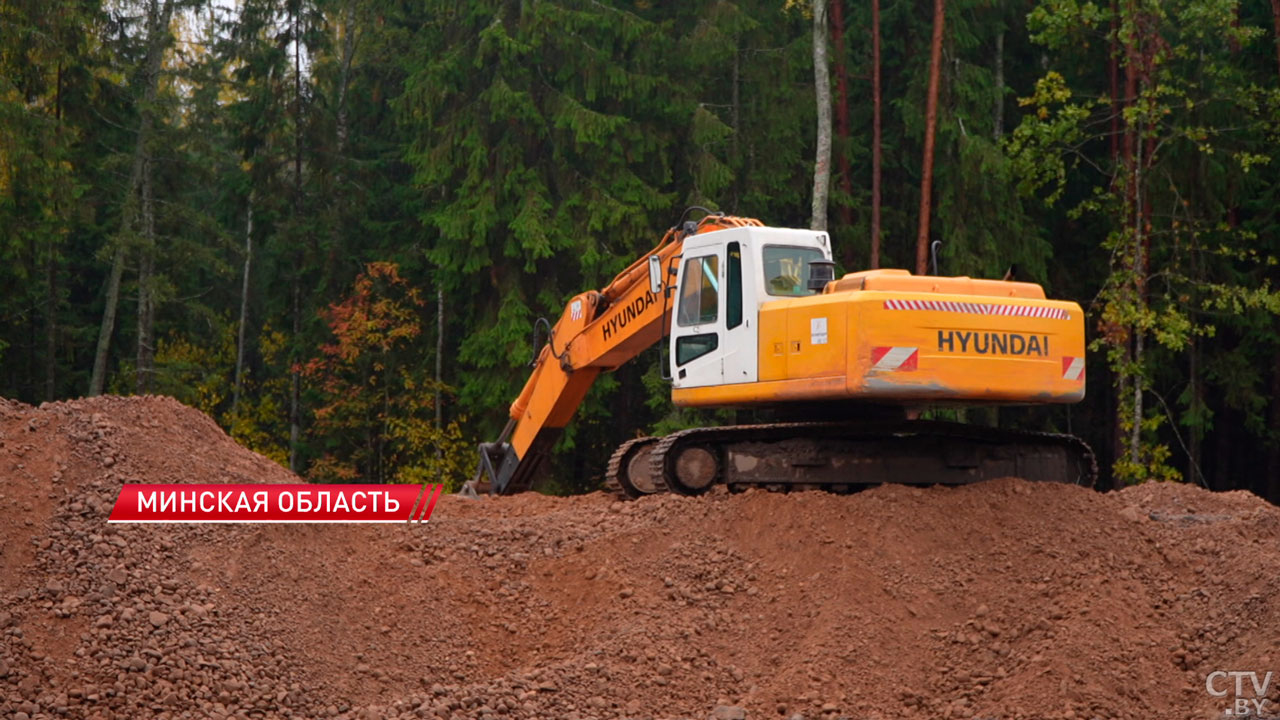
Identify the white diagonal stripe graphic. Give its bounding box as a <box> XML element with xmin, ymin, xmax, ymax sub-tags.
<box><xmin>874</xmin><ymin>347</ymin><xmax>916</xmax><ymax>370</ymax></box>
<box><xmin>880</xmin><ymin>300</ymin><xmax>1069</xmax><ymax>320</ymax></box>
<box><xmin>1063</xmin><ymin>357</ymin><xmax>1085</xmax><ymax>381</ymax></box>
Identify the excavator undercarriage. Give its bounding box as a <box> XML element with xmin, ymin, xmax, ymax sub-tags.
<box><xmin>603</xmin><ymin>420</ymin><xmax>1096</xmax><ymax>498</ymax></box>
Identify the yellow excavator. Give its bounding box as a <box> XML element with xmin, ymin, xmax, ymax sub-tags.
<box><xmin>466</xmin><ymin>211</ymin><xmax>1093</xmax><ymax>497</ymax></box>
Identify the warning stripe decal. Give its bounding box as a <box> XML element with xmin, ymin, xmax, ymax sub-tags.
<box><xmin>871</xmin><ymin>346</ymin><xmax>918</xmax><ymax>371</ymax></box>
<box><xmin>883</xmin><ymin>299</ymin><xmax>1070</xmax><ymax>320</ymax></box>
<box><xmin>1062</xmin><ymin>356</ymin><xmax>1085</xmax><ymax>381</ymax></box>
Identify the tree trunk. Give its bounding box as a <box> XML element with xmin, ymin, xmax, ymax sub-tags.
<box><xmin>1129</xmin><ymin>329</ymin><xmax>1144</xmax><ymax>473</ymax></box>
<box><xmin>90</xmin><ymin>249</ymin><xmax>126</xmax><ymax>396</ymax></box>
<box><xmin>992</xmin><ymin>30</ymin><xmax>1004</xmax><ymax>140</ymax></box>
<box><xmin>289</xmin><ymin>0</ymin><xmax>304</xmax><ymax>473</ymax></box>
<box><xmin>232</xmin><ymin>195</ymin><xmax>253</xmax><ymax>414</ymax></box>
<box><xmin>870</xmin><ymin>0</ymin><xmax>882</xmax><ymax>268</ymax></box>
<box><xmin>1109</xmin><ymin>0</ymin><xmax>1120</xmax><ymax>162</ymax></box>
<box><xmin>1268</xmin><ymin>339</ymin><xmax>1280</xmax><ymax>500</ymax></box>
<box><xmin>88</xmin><ymin>0</ymin><xmax>173</xmax><ymax>397</ymax></box>
<box><xmin>435</xmin><ymin>285</ymin><xmax>444</xmax><ymax>469</ymax></box>
<box><xmin>135</xmin><ymin>145</ymin><xmax>155</xmax><ymax>393</ymax></box>
<box><xmin>1122</xmin><ymin>2</ymin><xmax>1137</xmax><ymax>194</ymax></box>
<box><xmin>1128</xmin><ymin>110</ymin><xmax>1146</xmax><ymax>474</ymax></box>
<box><xmin>324</xmin><ymin>1</ymin><xmax>357</xmax><ymax>292</ymax></box>
<box><xmin>731</xmin><ymin>47</ymin><xmax>741</xmax><ymax>213</ymax></box>
<box><xmin>45</xmin><ymin>242</ymin><xmax>57</xmax><ymax>400</ymax></box>
<box><xmin>26</xmin><ymin>236</ymin><xmax>36</xmax><ymax>393</ymax></box>
<box><xmin>290</xmin><ymin>280</ymin><xmax>300</xmax><ymax>473</ymax></box>
<box><xmin>335</xmin><ymin>3</ymin><xmax>354</xmax><ymax>160</ymax></box>
<box><xmin>809</xmin><ymin>0</ymin><xmax>832</xmax><ymax>232</ymax></box>
<box><xmin>1188</xmin><ymin>336</ymin><xmax>1202</xmax><ymax>484</ymax></box>
<box><xmin>1271</xmin><ymin>0</ymin><xmax>1280</xmax><ymax>82</ymax></box>
<box><xmin>829</xmin><ymin>0</ymin><xmax>854</xmax><ymax>238</ymax></box>
<box><xmin>916</xmin><ymin>0</ymin><xmax>946</xmax><ymax>275</ymax></box>
<box><xmin>1110</xmin><ymin>366</ymin><xmax>1126</xmax><ymax>489</ymax></box>
<box><xmin>46</xmin><ymin>63</ymin><xmax>62</xmax><ymax>401</ymax></box>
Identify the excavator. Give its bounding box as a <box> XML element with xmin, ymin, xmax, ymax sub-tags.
<box><xmin>466</xmin><ymin>210</ymin><xmax>1094</xmax><ymax>498</ymax></box>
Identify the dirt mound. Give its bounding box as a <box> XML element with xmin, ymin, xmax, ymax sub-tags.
<box><xmin>3</xmin><ymin>396</ymin><xmax>1280</xmax><ymax>720</ymax></box>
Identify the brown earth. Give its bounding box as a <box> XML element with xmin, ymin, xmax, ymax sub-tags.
<box><xmin>2</xmin><ymin>395</ymin><xmax>1280</xmax><ymax>720</ymax></box>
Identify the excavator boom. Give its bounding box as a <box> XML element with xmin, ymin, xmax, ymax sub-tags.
<box><xmin>470</xmin><ymin>215</ymin><xmax>763</xmax><ymax>494</ymax></box>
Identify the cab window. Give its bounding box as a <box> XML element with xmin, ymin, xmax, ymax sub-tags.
<box><xmin>763</xmin><ymin>246</ymin><xmax>827</xmax><ymax>297</ymax></box>
<box><xmin>726</xmin><ymin>242</ymin><xmax>742</xmax><ymax>330</ymax></box>
<box><xmin>677</xmin><ymin>255</ymin><xmax>719</xmax><ymax>326</ymax></box>
<box><xmin>676</xmin><ymin>333</ymin><xmax>718</xmax><ymax>366</ymax></box>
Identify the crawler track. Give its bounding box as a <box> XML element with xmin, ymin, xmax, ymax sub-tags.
<box><xmin>604</xmin><ymin>420</ymin><xmax>1095</xmax><ymax>497</ymax></box>
<box><xmin>604</xmin><ymin>436</ymin><xmax>666</xmax><ymax>498</ymax></box>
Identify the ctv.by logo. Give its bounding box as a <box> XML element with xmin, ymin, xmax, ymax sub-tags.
<box><xmin>1206</xmin><ymin>671</ymin><xmax>1277</xmax><ymax>717</ymax></box>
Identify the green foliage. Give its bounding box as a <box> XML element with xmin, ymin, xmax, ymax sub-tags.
<box><xmin>1013</xmin><ymin>0</ymin><xmax>1280</xmax><ymax>484</ymax></box>
<box><xmin>1006</xmin><ymin>72</ymin><xmax>1093</xmax><ymax>206</ymax></box>
<box><xmin>223</xmin><ymin>325</ymin><xmax>294</xmax><ymax>468</ymax></box>
<box><xmin>301</xmin><ymin>262</ymin><xmax>470</xmax><ymax>487</ymax></box>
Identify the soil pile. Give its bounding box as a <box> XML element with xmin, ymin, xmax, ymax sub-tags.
<box><xmin>2</xmin><ymin>395</ymin><xmax>1279</xmax><ymax>720</ymax></box>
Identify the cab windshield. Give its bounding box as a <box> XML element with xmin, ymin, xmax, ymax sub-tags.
<box><xmin>763</xmin><ymin>246</ymin><xmax>827</xmax><ymax>296</ymax></box>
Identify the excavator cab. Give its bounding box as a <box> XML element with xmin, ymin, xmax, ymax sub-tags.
<box><xmin>669</xmin><ymin>227</ymin><xmax>832</xmax><ymax>389</ymax></box>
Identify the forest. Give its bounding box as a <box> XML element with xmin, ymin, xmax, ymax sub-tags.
<box><xmin>2</xmin><ymin>0</ymin><xmax>1279</xmax><ymax>498</ymax></box>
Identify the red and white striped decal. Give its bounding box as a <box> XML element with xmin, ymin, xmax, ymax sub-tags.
<box><xmin>871</xmin><ymin>346</ymin><xmax>918</xmax><ymax>371</ymax></box>
<box><xmin>1062</xmin><ymin>356</ymin><xmax>1085</xmax><ymax>381</ymax></box>
<box><xmin>883</xmin><ymin>299</ymin><xmax>1069</xmax><ymax>320</ymax></box>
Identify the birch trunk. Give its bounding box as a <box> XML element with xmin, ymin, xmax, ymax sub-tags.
<box><xmin>809</xmin><ymin>0</ymin><xmax>832</xmax><ymax>232</ymax></box>
<box><xmin>232</xmin><ymin>195</ymin><xmax>254</xmax><ymax>413</ymax></box>
<box><xmin>829</xmin><ymin>0</ymin><xmax>853</xmax><ymax>234</ymax></box>
<box><xmin>288</xmin><ymin>1</ymin><xmax>304</xmax><ymax>472</ymax></box>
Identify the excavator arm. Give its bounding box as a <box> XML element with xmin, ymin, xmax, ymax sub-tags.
<box><xmin>466</xmin><ymin>214</ymin><xmax>764</xmax><ymax>495</ymax></box>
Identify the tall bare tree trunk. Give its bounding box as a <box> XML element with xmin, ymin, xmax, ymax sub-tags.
<box><xmin>810</xmin><ymin>0</ymin><xmax>832</xmax><ymax>232</ymax></box>
<box><xmin>992</xmin><ymin>30</ymin><xmax>1004</xmax><ymax>140</ymax></box>
<box><xmin>88</xmin><ymin>0</ymin><xmax>173</xmax><ymax>397</ymax></box>
<box><xmin>1271</xmin><ymin>0</ymin><xmax>1280</xmax><ymax>81</ymax></box>
<box><xmin>829</xmin><ymin>0</ymin><xmax>853</xmax><ymax>238</ymax></box>
<box><xmin>46</xmin><ymin>64</ymin><xmax>63</xmax><ymax>401</ymax></box>
<box><xmin>1188</xmin><ymin>336</ymin><xmax>1202</xmax><ymax>483</ymax></box>
<box><xmin>435</xmin><ymin>286</ymin><xmax>444</xmax><ymax>468</ymax></box>
<box><xmin>1109</xmin><ymin>0</ymin><xmax>1120</xmax><ymax>162</ymax></box>
<box><xmin>870</xmin><ymin>0</ymin><xmax>882</xmax><ymax>268</ymax></box>
<box><xmin>335</xmin><ymin>3</ymin><xmax>354</xmax><ymax>158</ymax></box>
<box><xmin>289</xmin><ymin>283</ymin><xmax>300</xmax><ymax>473</ymax></box>
<box><xmin>1122</xmin><ymin>6</ymin><xmax>1137</xmax><ymax>190</ymax></box>
<box><xmin>324</xmin><ymin>1</ymin><xmax>357</xmax><ymax>292</ymax></box>
<box><xmin>1268</xmin><ymin>338</ymin><xmax>1280</xmax><ymax>499</ymax></box>
<box><xmin>90</xmin><ymin>250</ymin><xmax>126</xmax><ymax>396</ymax></box>
<box><xmin>916</xmin><ymin>0</ymin><xmax>946</xmax><ymax>275</ymax></box>
<box><xmin>135</xmin><ymin>145</ymin><xmax>155</xmax><ymax>393</ymax></box>
<box><xmin>45</xmin><ymin>244</ymin><xmax>57</xmax><ymax>400</ymax></box>
<box><xmin>288</xmin><ymin>0</ymin><xmax>304</xmax><ymax>473</ymax></box>
<box><xmin>1128</xmin><ymin>98</ymin><xmax>1147</xmax><ymax>474</ymax></box>
<box><xmin>731</xmin><ymin>47</ymin><xmax>741</xmax><ymax>213</ymax></box>
<box><xmin>233</xmin><ymin>195</ymin><xmax>253</xmax><ymax>413</ymax></box>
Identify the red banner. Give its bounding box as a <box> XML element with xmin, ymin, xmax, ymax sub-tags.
<box><xmin>107</xmin><ymin>484</ymin><xmax>444</xmax><ymax>523</ymax></box>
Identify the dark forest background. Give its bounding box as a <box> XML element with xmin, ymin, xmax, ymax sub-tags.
<box><xmin>2</xmin><ymin>0</ymin><xmax>1279</xmax><ymax>497</ymax></box>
